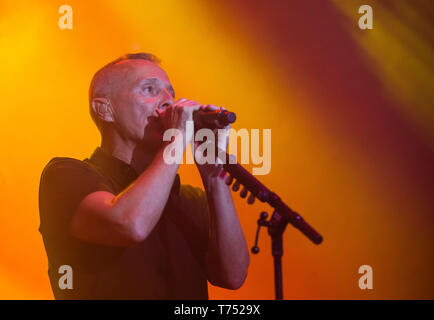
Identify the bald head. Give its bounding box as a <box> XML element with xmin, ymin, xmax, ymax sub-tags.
<box><xmin>89</xmin><ymin>53</ymin><xmax>162</xmax><ymax>129</ymax></box>
<box><xmin>88</xmin><ymin>53</ymin><xmax>175</xmax><ymax>146</ymax></box>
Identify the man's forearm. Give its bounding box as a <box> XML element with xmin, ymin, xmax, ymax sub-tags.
<box><xmin>203</xmin><ymin>175</ymin><xmax>250</xmax><ymax>289</ymax></box>
<box><xmin>111</xmin><ymin>145</ymin><xmax>181</xmax><ymax>241</ymax></box>
<box><xmin>71</xmin><ymin>144</ymin><xmax>182</xmax><ymax>247</ymax></box>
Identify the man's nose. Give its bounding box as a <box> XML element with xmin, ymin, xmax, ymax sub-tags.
<box><xmin>160</xmin><ymin>101</ymin><xmax>171</xmax><ymax>109</ymax></box>
<box><xmin>159</xmin><ymin>88</ymin><xmax>174</xmax><ymax>109</ymax></box>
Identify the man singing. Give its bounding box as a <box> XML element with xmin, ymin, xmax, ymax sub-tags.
<box><xmin>38</xmin><ymin>53</ymin><xmax>249</xmax><ymax>299</ymax></box>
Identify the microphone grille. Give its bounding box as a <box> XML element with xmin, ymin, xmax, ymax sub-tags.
<box><xmin>218</xmin><ymin>111</ymin><xmax>237</xmax><ymax>126</ymax></box>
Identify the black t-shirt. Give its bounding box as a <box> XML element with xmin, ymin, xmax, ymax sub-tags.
<box><xmin>38</xmin><ymin>147</ymin><xmax>210</xmax><ymax>299</ymax></box>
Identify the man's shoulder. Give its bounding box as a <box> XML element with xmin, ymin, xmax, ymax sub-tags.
<box><xmin>40</xmin><ymin>156</ymin><xmax>105</xmax><ymax>189</ymax></box>
<box><xmin>39</xmin><ymin>156</ymin><xmax>113</xmax><ymax>211</ymax></box>
<box><xmin>42</xmin><ymin>156</ymin><xmax>95</xmax><ymax>177</ymax></box>
<box><xmin>43</xmin><ymin>156</ymin><xmax>86</xmax><ymax>171</ymax></box>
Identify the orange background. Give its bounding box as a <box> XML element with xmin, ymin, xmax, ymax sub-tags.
<box><xmin>0</xmin><ymin>0</ymin><xmax>433</xmax><ymax>299</ymax></box>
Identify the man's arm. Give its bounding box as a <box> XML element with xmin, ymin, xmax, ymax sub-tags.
<box><xmin>202</xmin><ymin>172</ymin><xmax>250</xmax><ymax>290</ymax></box>
<box><xmin>70</xmin><ymin>146</ymin><xmax>180</xmax><ymax>247</ymax></box>
<box><xmin>195</xmin><ymin>104</ymin><xmax>250</xmax><ymax>290</ymax></box>
<box><xmin>71</xmin><ymin>99</ymin><xmax>201</xmax><ymax>247</ymax></box>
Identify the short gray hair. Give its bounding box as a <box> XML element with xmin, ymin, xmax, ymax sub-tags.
<box><xmin>88</xmin><ymin>53</ymin><xmax>161</xmax><ymax>130</ymax></box>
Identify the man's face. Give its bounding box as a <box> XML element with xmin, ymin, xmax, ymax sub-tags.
<box><xmin>109</xmin><ymin>60</ymin><xmax>174</xmax><ymax>147</ymax></box>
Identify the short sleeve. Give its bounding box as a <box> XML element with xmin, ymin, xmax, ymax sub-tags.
<box><xmin>39</xmin><ymin>158</ymin><xmax>112</xmax><ymax>236</ymax></box>
<box><xmin>38</xmin><ymin>158</ymin><xmax>121</xmax><ymax>273</ymax></box>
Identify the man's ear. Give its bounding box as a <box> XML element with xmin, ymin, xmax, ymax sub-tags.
<box><xmin>91</xmin><ymin>97</ymin><xmax>114</xmax><ymax>123</ymax></box>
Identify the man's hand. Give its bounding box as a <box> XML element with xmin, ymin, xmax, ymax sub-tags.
<box><xmin>192</xmin><ymin>104</ymin><xmax>250</xmax><ymax>290</ymax></box>
<box><xmin>193</xmin><ymin>104</ymin><xmax>231</xmax><ymax>180</ymax></box>
<box><xmin>159</xmin><ymin>100</ymin><xmax>249</xmax><ymax>289</ymax></box>
<box><xmin>157</xmin><ymin>98</ymin><xmax>202</xmax><ymax>150</ymax></box>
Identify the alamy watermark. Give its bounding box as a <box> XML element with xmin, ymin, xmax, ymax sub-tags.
<box><xmin>58</xmin><ymin>265</ymin><xmax>73</xmax><ymax>290</ymax></box>
<box><xmin>358</xmin><ymin>265</ymin><xmax>373</xmax><ymax>290</ymax></box>
<box><xmin>58</xmin><ymin>5</ymin><xmax>73</xmax><ymax>30</ymax></box>
<box><xmin>162</xmin><ymin>121</ymin><xmax>271</xmax><ymax>176</ymax></box>
<box><xmin>358</xmin><ymin>5</ymin><xmax>373</xmax><ymax>30</ymax></box>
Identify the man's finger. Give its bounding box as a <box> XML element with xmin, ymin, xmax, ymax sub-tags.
<box><xmin>201</xmin><ymin>104</ymin><xmax>220</xmax><ymax>111</ymax></box>
<box><xmin>177</xmin><ymin>99</ymin><xmax>201</xmax><ymax>107</ymax></box>
<box><xmin>171</xmin><ymin>98</ymin><xmax>187</xmax><ymax>107</ymax></box>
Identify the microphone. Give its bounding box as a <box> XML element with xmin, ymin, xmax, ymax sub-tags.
<box><xmin>193</xmin><ymin>109</ymin><xmax>237</xmax><ymax>129</ymax></box>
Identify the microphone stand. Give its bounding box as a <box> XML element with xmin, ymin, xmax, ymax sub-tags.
<box><xmin>221</xmin><ymin>153</ymin><xmax>323</xmax><ymax>300</ymax></box>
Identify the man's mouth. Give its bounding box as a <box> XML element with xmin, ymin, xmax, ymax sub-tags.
<box><xmin>146</xmin><ymin>114</ymin><xmax>164</xmax><ymax>135</ymax></box>
<box><xmin>147</xmin><ymin>115</ymin><xmax>159</xmax><ymax>123</ymax></box>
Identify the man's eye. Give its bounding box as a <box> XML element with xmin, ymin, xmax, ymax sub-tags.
<box><xmin>144</xmin><ymin>86</ymin><xmax>153</xmax><ymax>93</ymax></box>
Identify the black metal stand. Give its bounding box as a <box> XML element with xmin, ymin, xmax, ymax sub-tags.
<box><xmin>251</xmin><ymin>210</ymin><xmax>288</xmax><ymax>300</ymax></box>
<box><xmin>223</xmin><ymin>153</ymin><xmax>323</xmax><ymax>300</ymax></box>
<box><xmin>270</xmin><ymin>210</ymin><xmax>286</xmax><ymax>300</ymax></box>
